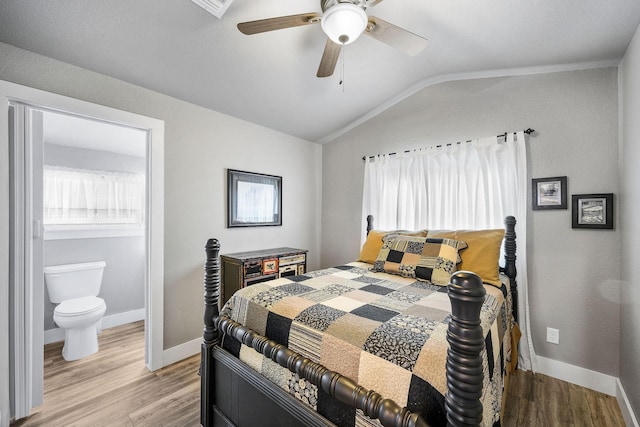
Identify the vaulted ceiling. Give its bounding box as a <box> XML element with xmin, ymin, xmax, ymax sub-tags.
<box><xmin>1</xmin><ymin>0</ymin><xmax>639</xmax><ymax>143</ymax></box>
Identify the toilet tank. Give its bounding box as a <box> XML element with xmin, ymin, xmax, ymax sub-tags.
<box><xmin>44</xmin><ymin>261</ymin><xmax>106</xmax><ymax>303</ymax></box>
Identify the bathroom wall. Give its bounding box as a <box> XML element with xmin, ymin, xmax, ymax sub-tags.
<box><xmin>43</xmin><ymin>143</ymin><xmax>146</xmax><ymax>331</ymax></box>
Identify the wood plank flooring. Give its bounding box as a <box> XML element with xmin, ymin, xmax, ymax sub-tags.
<box><xmin>12</xmin><ymin>321</ymin><xmax>200</xmax><ymax>427</ymax></box>
<box><xmin>503</xmin><ymin>368</ymin><xmax>626</xmax><ymax>426</ymax></box>
<box><xmin>11</xmin><ymin>321</ymin><xmax>627</xmax><ymax>426</ymax></box>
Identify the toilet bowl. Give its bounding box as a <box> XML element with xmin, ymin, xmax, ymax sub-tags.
<box><xmin>54</xmin><ymin>296</ymin><xmax>107</xmax><ymax>361</ymax></box>
<box><xmin>44</xmin><ymin>261</ymin><xmax>107</xmax><ymax>361</ymax></box>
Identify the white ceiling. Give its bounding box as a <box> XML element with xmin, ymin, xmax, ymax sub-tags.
<box><xmin>1</xmin><ymin>0</ymin><xmax>639</xmax><ymax>143</ymax></box>
<box><xmin>43</xmin><ymin>111</ymin><xmax>147</xmax><ymax>158</ymax></box>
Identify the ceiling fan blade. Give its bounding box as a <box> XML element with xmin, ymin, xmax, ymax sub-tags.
<box><xmin>317</xmin><ymin>39</ymin><xmax>342</xmax><ymax>78</ymax></box>
<box><xmin>238</xmin><ymin>13</ymin><xmax>321</xmax><ymax>35</ymax></box>
<box><xmin>364</xmin><ymin>17</ymin><xmax>428</xmax><ymax>56</ymax></box>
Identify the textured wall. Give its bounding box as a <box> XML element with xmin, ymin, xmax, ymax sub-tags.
<box><xmin>619</xmin><ymin>24</ymin><xmax>640</xmax><ymax>421</ymax></box>
<box><xmin>0</xmin><ymin>41</ymin><xmax>323</xmax><ymax>350</ymax></box>
<box><xmin>322</xmin><ymin>68</ymin><xmax>621</xmax><ymax>376</ymax></box>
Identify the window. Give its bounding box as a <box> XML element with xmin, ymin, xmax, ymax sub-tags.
<box><xmin>362</xmin><ymin>131</ymin><xmax>534</xmax><ymax>370</ymax></box>
<box><xmin>44</xmin><ymin>165</ymin><xmax>145</xmax><ymax>230</ymax></box>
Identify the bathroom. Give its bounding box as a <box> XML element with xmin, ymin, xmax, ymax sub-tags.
<box><xmin>41</xmin><ymin>111</ymin><xmax>147</xmax><ymax>352</ymax></box>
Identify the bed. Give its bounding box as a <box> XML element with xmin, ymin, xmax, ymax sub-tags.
<box><xmin>201</xmin><ymin>216</ymin><xmax>519</xmax><ymax>427</ymax></box>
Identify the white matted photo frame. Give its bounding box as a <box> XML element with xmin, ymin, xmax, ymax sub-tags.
<box><xmin>532</xmin><ymin>176</ymin><xmax>567</xmax><ymax>210</ymax></box>
<box><xmin>572</xmin><ymin>193</ymin><xmax>614</xmax><ymax>229</ymax></box>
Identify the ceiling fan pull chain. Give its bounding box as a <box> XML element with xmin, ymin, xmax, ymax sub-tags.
<box><xmin>339</xmin><ymin>44</ymin><xmax>345</xmax><ymax>89</ymax></box>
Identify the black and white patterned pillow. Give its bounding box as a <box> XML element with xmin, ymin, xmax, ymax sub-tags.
<box><xmin>371</xmin><ymin>235</ymin><xmax>467</xmax><ymax>285</ymax></box>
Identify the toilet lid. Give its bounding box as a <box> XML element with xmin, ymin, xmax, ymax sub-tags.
<box><xmin>55</xmin><ymin>296</ymin><xmax>105</xmax><ymax>317</ymax></box>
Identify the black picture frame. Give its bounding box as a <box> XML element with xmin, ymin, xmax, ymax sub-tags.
<box><xmin>532</xmin><ymin>176</ymin><xmax>567</xmax><ymax>210</ymax></box>
<box><xmin>572</xmin><ymin>193</ymin><xmax>614</xmax><ymax>229</ymax></box>
<box><xmin>227</xmin><ymin>169</ymin><xmax>282</xmax><ymax>228</ymax></box>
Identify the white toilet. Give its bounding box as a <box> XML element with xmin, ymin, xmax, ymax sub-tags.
<box><xmin>44</xmin><ymin>261</ymin><xmax>107</xmax><ymax>361</ymax></box>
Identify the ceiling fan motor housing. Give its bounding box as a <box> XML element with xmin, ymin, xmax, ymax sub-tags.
<box><xmin>236</xmin><ymin>0</ymin><xmax>428</xmax><ymax>78</ymax></box>
<box><xmin>320</xmin><ymin>0</ymin><xmax>368</xmax><ymax>45</ymax></box>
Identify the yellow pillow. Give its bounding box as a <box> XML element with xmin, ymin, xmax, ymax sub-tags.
<box><xmin>358</xmin><ymin>229</ymin><xmax>427</xmax><ymax>264</ymax></box>
<box><xmin>426</xmin><ymin>229</ymin><xmax>505</xmax><ymax>286</ymax></box>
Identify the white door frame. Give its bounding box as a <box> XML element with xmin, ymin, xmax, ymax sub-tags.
<box><xmin>8</xmin><ymin>103</ymin><xmax>44</xmax><ymax>419</ymax></box>
<box><xmin>0</xmin><ymin>80</ymin><xmax>165</xmax><ymax>422</ymax></box>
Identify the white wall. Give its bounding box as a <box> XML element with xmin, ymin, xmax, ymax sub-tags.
<box><xmin>619</xmin><ymin>23</ymin><xmax>640</xmax><ymax>421</ymax></box>
<box><xmin>322</xmin><ymin>68</ymin><xmax>621</xmax><ymax>377</ymax></box>
<box><xmin>0</xmin><ymin>40</ymin><xmax>322</xmax><ymax>353</ymax></box>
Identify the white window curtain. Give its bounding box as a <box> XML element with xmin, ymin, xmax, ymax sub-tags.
<box><xmin>362</xmin><ymin>131</ymin><xmax>535</xmax><ymax>371</ymax></box>
<box><xmin>43</xmin><ymin>165</ymin><xmax>145</xmax><ymax>226</ymax></box>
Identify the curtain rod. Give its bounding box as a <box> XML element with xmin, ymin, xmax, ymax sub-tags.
<box><xmin>362</xmin><ymin>128</ymin><xmax>535</xmax><ymax>161</ymax></box>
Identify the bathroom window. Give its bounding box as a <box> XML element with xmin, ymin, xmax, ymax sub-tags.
<box><xmin>43</xmin><ymin>165</ymin><xmax>145</xmax><ymax>237</ymax></box>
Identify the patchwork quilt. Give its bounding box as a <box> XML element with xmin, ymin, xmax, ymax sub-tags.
<box><xmin>220</xmin><ymin>262</ymin><xmax>513</xmax><ymax>427</ymax></box>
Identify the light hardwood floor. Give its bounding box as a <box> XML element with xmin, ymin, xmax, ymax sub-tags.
<box><xmin>503</xmin><ymin>368</ymin><xmax>626</xmax><ymax>426</ymax></box>
<box><xmin>11</xmin><ymin>321</ymin><xmax>626</xmax><ymax>426</ymax></box>
<box><xmin>12</xmin><ymin>321</ymin><xmax>200</xmax><ymax>427</ymax></box>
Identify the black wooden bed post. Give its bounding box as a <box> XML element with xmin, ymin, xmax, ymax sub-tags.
<box><xmin>445</xmin><ymin>272</ymin><xmax>486</xmax><ymax>427</ymax></box>
<box><xmin>201</xmin><ymin>238</ymin><xmax>221</xmax><ymax>427</ymax></box>
<box><xmin>503</xmin><ymin>216</ymin><xmax>518</xmax><ymax>323</ymax></box>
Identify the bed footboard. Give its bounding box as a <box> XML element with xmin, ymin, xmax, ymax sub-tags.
<box><xmin>201</xmin><ymin>238</ymin><xmax>488</xmax><ymax>427</ymax></box>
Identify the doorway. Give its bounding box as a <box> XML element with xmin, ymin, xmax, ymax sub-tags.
<box><xmin>1</xmin><ymin>80</ymin><xmax>165</xmax><ymax>421</ymax></box>
<box><xmin>40</xmin><ymin>110</ymin><xmax>148</xmax><ymax>348</ymax></box>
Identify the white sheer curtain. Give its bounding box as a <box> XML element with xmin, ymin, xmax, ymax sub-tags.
<box><xmin>362</xmin><ymin>131</ymin><xmax>535</xmax><ymax>370</ymax></box>
<box><xmin>44</xmin><ymin>165</ymin><xmax>145</xmax><ymax>226</ymax></box>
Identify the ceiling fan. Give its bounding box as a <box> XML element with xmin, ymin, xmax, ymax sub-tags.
<box><xmin>237</xmin><ymin>0</ymin><xmax>428</xmax><ymax>78</ymax></box>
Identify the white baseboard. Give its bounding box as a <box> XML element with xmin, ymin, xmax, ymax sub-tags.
<box><xmin>536</xmin><ymin>356</ymin><xmax>640</xmax><ymax>425</ymax></box>
<box><xmin>617</xmin><ymin>378</ymin><xmax>640</xmax><ymax>427</ymax></box>
<box><xmin>44</xmin><ymin>308</ymin><xmax>145</xmax><ymax>345</ymax></box>
<box><xmin>535</xmin><ymin>355</ymin><xmax>617</xmax><ymax>396</ymax></box>
<box><xmin>162</xmin><ymin>337</ymin><xmax>201</xmax><ymax>367</ymax></box>
<box><xmin>101</xmin><ymin>308</ymin><xmax>145</xmax><ymax>329</ymax></box>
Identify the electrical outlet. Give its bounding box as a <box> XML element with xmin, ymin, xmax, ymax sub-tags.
<box><xmin>546</xmin><ymin>327</ymin><xmax>560</xmax><ymax>344</ymax></box>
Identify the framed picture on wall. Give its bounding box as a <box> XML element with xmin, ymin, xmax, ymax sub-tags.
<box><xmin>227</xmin><ymin>169</ymin><xmax>282</xmax><ymax>227</ymax></box>
<box><xmin>572</xmin><ymin>193</ymin><xmax>614</xmax><ymax>229</ymax></box>
<box><xmin>532</xmin><ymin>176</ymin><xmax>567</xmax><ymax>210</ymax></box>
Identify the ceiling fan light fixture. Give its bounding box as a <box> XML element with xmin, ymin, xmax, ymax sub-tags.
<box><xmin>321</xmin><ymin>3</ymin><xmax>368</xmax><ymax>45</ymax></box>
